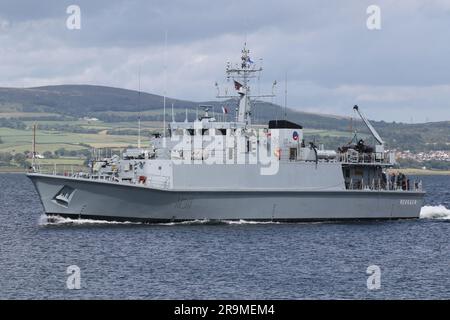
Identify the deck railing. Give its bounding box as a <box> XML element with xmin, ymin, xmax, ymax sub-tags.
<box><xmin>346</xmin><ymin>178</ymin><xmax>423</xmax><ymax>192</ymax></box>
<box><xmin>32</xmin><ymin>164</ymin><xmax>89</xmax><ymax>176</ymax></box>
<box><xmin>31</xmin><ymin>164</ymin><xmax>172</xmax><ymax>190</ymax></box>
<box><xmin>338</xmin><ymin>151</ymin><xmax>395</xmax><ymax>165</ymax></box>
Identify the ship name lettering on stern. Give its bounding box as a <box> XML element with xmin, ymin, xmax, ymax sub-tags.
<box><xmin>400</xmin><ymin>199</ymin><xmax>417</xmax><ymax>205</ymax></box>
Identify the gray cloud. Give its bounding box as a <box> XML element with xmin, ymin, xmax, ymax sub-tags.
<box><xmin>0</xmin><ymin>0</ymin><xmax>450</xmax><ymax>122</ymax></box>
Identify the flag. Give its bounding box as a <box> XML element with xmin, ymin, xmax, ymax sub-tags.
<box><xmin>234</xmin><ymin>80</ymin><xmax>242</xmax><ymax>90</ymax></box>
<box><xmin>247</xmin><ymin>56</ymin><xmax>254</xmax><ymax>64</ymax></box>
<box><xmin>222</xmin><ymin>106</ymin><xmax>228</xmax><ymax>114</ymax></box>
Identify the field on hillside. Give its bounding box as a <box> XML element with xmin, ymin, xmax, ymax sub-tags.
<box><xmin>0</xmin><ymin>119</ymin><xmax>169</xmax><ymax>152</ymax></box>
<box><xmin>0</xmin><ymin>120</ymin><xmax>150</xmax><ymax>171</ymax></box>
<box><xmin>0</xmin><ymin>127</ymin><xmax>142</xmax><ymax>153</ymax></box>
<box><xmin>0</xmin><ymin>112</ymin><xmax>62</xmax><ymax>118</ymax></box>
<box><xmin>0</xmin><ymin>119</ymin><xmax>354</xmax><ymax>153</ymax></box>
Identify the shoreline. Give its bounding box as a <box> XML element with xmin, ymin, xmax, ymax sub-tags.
<box><xmin>0</xmin><ymin>168</ymin><xmax>26</xmax><ymax>173</ymax></box>
<box><xmin>393</xmin><ymin>168</ymin><xmax>450</xmax><ymax>176</ymax></box>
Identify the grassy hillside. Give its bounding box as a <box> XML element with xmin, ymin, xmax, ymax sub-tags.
<box><xmin>0</xmin><ymin>85</ymin><xmax>197</xmax><ymax>119</ymax></box>
<box><xmin>0</xmin><ymin>85</ymin><xmax>366</xmax><ymax>126</ymax></box>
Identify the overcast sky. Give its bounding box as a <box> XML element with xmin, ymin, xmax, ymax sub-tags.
<box><xmin>1</xmin><ymin>0</ymin><xmax>450</xmax><ymax>122</ymax></box>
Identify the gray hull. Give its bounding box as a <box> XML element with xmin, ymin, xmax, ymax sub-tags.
<box><xmin>28</xmin><ymin>174</ymin><xmax>424</xmax><ymax>222</ymax></box>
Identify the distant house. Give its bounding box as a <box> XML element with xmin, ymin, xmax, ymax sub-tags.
<box><xmin>81</xmin><ymin>117</ymin><xmax>99</xmax><ymax>122</ymax></box>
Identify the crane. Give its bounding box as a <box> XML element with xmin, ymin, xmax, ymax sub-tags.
<box><xmin>353</xmin><ymin>105</ymin><xmax>384</xmax><ymax>146</ymax></box>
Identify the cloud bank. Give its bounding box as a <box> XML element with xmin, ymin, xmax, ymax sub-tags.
<box><xmin>1</xmin><ymin>0</ymin><xmax>450</xmax><ymax>122</ymax></box>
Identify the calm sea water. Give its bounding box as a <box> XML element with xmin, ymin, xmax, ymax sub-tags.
<box><xmin>0</xmin><ymin>173</ymin><xmax>448</xmax><ymax>299</ymax></box>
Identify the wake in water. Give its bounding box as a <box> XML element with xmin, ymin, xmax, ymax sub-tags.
<box><xmin>420</xmin><ymin>205</ymin><xmax>450</xmax><ymax>220</ymax></box>
<box><xmin>38</xmin><ymin>215</ymin><xmax>282</xmax><ymax>226</ymax></box>
<box><xmin>225</xmin><ymin>219</ymin><xmax>281</xmax><ymax>225</ymax></box>
<box><xmin>38</xmin><ymin>215</ymin><xmax>139</xmax><ymax>226</ymax></box>
<box><xmin>39</xmin><ymin>205</ymin><xmax>450</xmax><ymax>226</ymax></box>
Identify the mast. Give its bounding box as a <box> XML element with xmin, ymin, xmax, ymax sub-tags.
<box><xmin>171</xmin><ymin>103</ymin><xmax>175</xmax><ymax>122</ymax></box>
<box><xmin>284</xmin><ymin>71</ymin><xmax>288</xmax><ymax>120</ymax></box>
<box><xmin>32</xmin><ymin>123</ymin><xmax>36</xmax><ymax>171</ymax></box>
<box><xmin>217</xmin><ymin>44</ymin><xmax>273</xmax><ymax>126</ymax></box>
<box><xmin>138</xmin><ymin>67</ymin><xmax>141</xmax><ymax>149</ymax></box>
<box><xmin>163</xmin><ymin>30</ymin><xmax>168</xmax><ymax>145</ymax></box>
<box><xmin>138</xmin><ymin>117</ymin><xmax>141</xmax><ymax>149</ymax></box>
<box><xmin>163</xmin><ymin>99</ymin><xmax>166</xmax><ymax>140</ymax></box>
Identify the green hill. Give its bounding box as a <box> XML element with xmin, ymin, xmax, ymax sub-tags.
<box><xmin>0</xmin><ymin>85</ymin><xmax>353</xmax><ymax>126</ymax></box>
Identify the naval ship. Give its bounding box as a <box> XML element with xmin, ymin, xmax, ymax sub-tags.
<box><xmin>28</xmin><ymin>46</ymin><xmax>425</xmax><ymax>222</ymax></box>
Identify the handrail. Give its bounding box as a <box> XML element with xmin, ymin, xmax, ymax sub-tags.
<box><xmin>338</xmin><ymin>151</ymin><xmax>394</xmax><ymax>164</ymax></box>
<box><xmin>31</xmin><ymin>164</ymin><xmax>172</xmax><ymax>189</ymax></box>
<box><xmin>345</xmin><ymin>179</ymin><xmax>423</xmax><ymax>192</ymax></box>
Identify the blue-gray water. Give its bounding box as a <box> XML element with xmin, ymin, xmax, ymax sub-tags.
<box><xmin>0</xmin><ymin>173</ymin><xmax>448</xmax><ymax>299</ymax></box>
